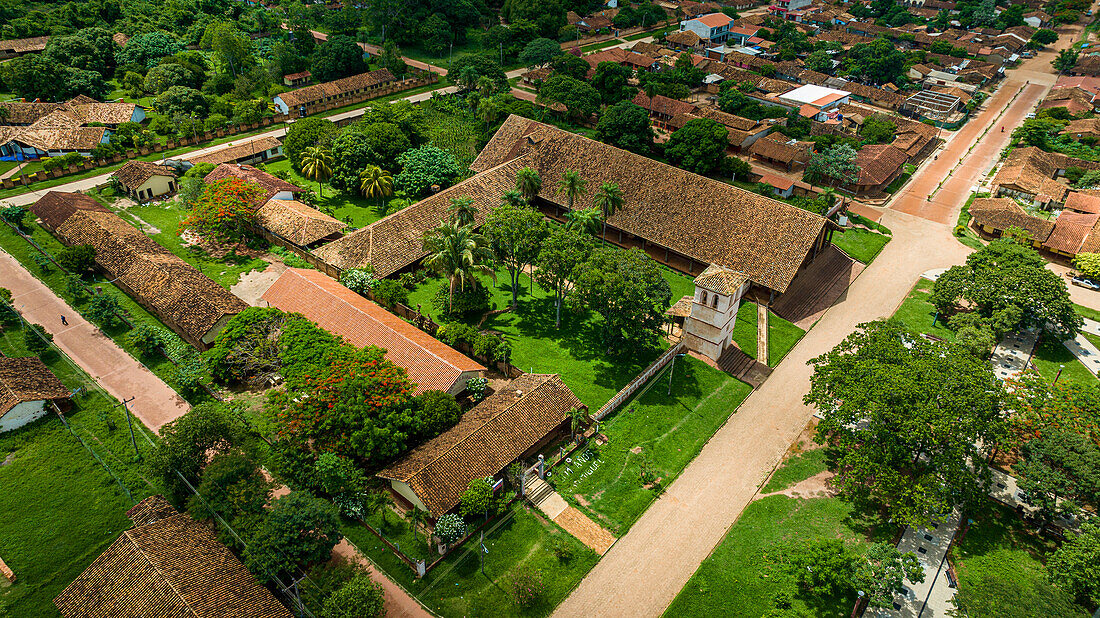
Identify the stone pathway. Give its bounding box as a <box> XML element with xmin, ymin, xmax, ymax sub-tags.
<box><xmin>866</xmin><ymin>510</ymin><xmax>962</xmax><ymax>618</ymax></box>
<box><xmin>526</xmin><ymin>477</ymin><xmax>616</xmax><ymax>555</ymax></box>
<box><xmin>756</xmin><ymin>302</ymin><xmax>769</xmax><ymax>366</ymax></box>
<box><xmin>990</xmin><ymin>330</ymin><xmax>1038</xmax><ymax>381</ymax></box>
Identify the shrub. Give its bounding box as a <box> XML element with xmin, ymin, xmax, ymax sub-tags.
<box><xmin>435</xmin><ymin>322</ymin><xmax>478</xmax><ymax>348</ymax></box>
<box><xmin>85</xmin><ymin>293</ymin><xmax>123</xmax><ymax>327</ymax></box>
<box><xmin>1</xmin><ymin>205</ymin><xmax>27</xmax><ymax>227</ymax></box>
<box><xmin>24</xmin><ymin>323</ymin><xmax>53</xmax><ymax>355</ymax></box>
<box><xmin>414</xmin><ymin>390</ymin><xmax>461</xmax><ymax>439</ymax></box>
<box><xmin>322</xmin><ymin>575</ymin><xmax>385</xmax><ymax>618</ymax></box>
<box><xmin>472</xmin><ymin>333</ymin><xmax>501</xmax><ymax>360</ymax></box>
<box><xmin>127</xmin><ymin>322</ymin><xmax>164</xmax><ymax>356</ymax></box>
<box><xmin>314</xmin><ymin>452</ymin><xmax>367</xmax><ymax>497</ymax></box>
<box><xmin>174</xmin><ymin>354</ymin><xmax>208</xmax><ymax>397</ymax></box>
<box><xmin>0</xmin><ymin>287</ymin><xmax>18</xmax><ymax>326</ymax></box>
<box><xmin>460</xmin><ymin>477</ymin><xmax>494</xmax><ymax>518</ymax></box>
<box><xmin>432</xmin><ymin>277</ymin><xmax>491</xmax><ymax>317</ymax></box>
<box><xmin>466</xmin><ymin>377</ymin><xmax>488</xmax><ymax>402</ymax></box>
<box><xmin>371</xmin><ymin>279</ymin><xmax>408</xmax><ymax>309</ymax></box>
<box><xmin>508</xmin><ymin>565</ymin><xmax>546</xmax><ymax>607</ymax></box>
<box><xmin>340</xmin><ymin>268</ymin><xmax>376</xmax><ymax>295</ymax></box>
<box><xmin>434</xmin><ymin>513</ymin><xmax>467</xmax><ymax>545</ymax></box>
<box><xmin>550</xmin><ymin>535</ymin><xmax>574</xmax><ymax>562</ymax></box>
<box><xmin>65</xmin><ymin>274</ymin><xmax>89</xmax><ymax>302</ymax></box>
<box><xmin>57</xmin><ymin>244</ymin><xmax>96</xmax><ymax>273</ymax></box>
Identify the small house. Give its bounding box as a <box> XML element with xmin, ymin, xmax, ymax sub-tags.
<box><xmin>282</xmin><ymin>70</ymin><xmax>311</xmax><ymax>87</ymax></box>
<box><xmin>0</xmin><ymin>357</ymin><xmax>70</xmax><ymax>432</ymax></box>
<box><xmin>111</xmin><ymin>161</ymin><xmax>178</xmax><ymax>202</ymax></box>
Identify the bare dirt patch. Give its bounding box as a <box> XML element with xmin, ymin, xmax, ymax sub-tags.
<box><xmin>1</xmin><ymin>452</ymin><xmax>15</xmax><ymax>467</ymax></box>
<box><xmin>761</xmin><ymin>470</ymin><xmax>837</xmax><ymax>500</ymax></box>
<box><xmin>230</xmin><ymin>257</ymin><xmax>287</xmax><ymax>306</ymax></box>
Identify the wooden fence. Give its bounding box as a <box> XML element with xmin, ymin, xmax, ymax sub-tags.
<box><xmin>592</xmin><ymin>341</ymin><xmax>685</xmax><ymax>421</ymax></box>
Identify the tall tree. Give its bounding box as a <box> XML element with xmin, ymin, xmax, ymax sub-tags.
<box><xmin>570</xmin><ymin>247</ymin><xmax>672</xmax><ymax>351</ymax></box>
<box><xmin>1054</xmin><ymin>48</ymin><xmax>1080</xmax><ymax>74</ymax></box>
<box><xmin>854</xmin><ymin>543</ymin><xmax>926</xmax><ymax>608</ymax></box>
<box><xmin>556</xmin><ymin>170</ymin><xmax>587</xmax><ymax>211</ymax></box>
<box><xmin>483</xmin><ymin>201</ymin><xmax>548</xmax><ymax>310</ymax></box>
<box><xmin>595</xmin><ymin>101</ymin><xmax>655</xmax><ymax>154</ymax></box>
<box><xmin>565</xmin><ymin>207</ymin><xmax>602</xmax><ymax>236</ymax></box>
<box><xmin>804</xmin><ymin>320</ymin><xmax>1007</xmax><ymax>528</ymax></box>
<box><xmin>301</xmin><ymin>146</ymin><xmax>334</xmax><ymax>198</ymax></box>
<box><xmin>592</xmin><ymin>182</ymin><xmax>623</xmax><ymax>242</ymax></box>
<box><xmin>447</xmin><ymin>196</ymin><xmax>478</xmax><ymax>227</ymax></box>
<box><xmin>244</xmin><ymin>492</ymin><xmax>342</xmax><ymax>582</ymax></box>
<box><xmin>1047</xmin><ymin>523</ymin><xmax>1100</xmax><ymax>607</ymax></box>
<box><xmin>516</xmin><ymin>167</ymin><xmax>543</xmax><ymax>202</ymax></box>
<box><xmin>422</xmin><ymin>222</ymin><xmax>496</xmax><ymax>312</ymax></box>
<box><xmin>534</xmin><ymin>227</ymin><xmax>593</xmax><ymax>328</ymax></box>
<box><xmin>665</xmin><ymin>118</ymin><xmax>729</xmax><ymax>176</ymax></box>
<box><xmin>358</xmin><ymin>165</ymin><xmax>394</xmax><ymax>208</ymax></box>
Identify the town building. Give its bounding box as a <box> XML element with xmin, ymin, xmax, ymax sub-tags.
<box><xmin>203</xmin><ymin>163</ymin><xmax>302</xmax><ymax>206</ymax></box>
<box><xmin>282</xmin><ymin>70</ymin><xmax>311</xmax><ymax>87</ymax></box>
<box><xmin>111</xmin><ymin>161</ymin><xmax>178</xmax><ymax>202</ymax></box>
<box><xmin>261</xmin><ymin>268</ymin><xmax>484</xmax><ymax>395</ymax></box>
<box><xmin>679</xmin><ymin>13</ymin><xmax>736</xmax><ymax>43</ymax></box>
<box><xmin>0</xmin><ymin>96</ymin><xmax>145</xmax><ymax>160</ymax></box>
<box><xmin>55</xmin><ymin>496</ymin><xmax>291</xmax><ymax>618</ymax></box>
<box><xmin>254</xmin><ymin>199</ymin><xmax>345</xmax><ymax>247</ymax></box>
<box><xmin>0</xmin><ymin>357</ymin><xmax>70</xmax><ymax>433</ymax></box>
<box><xmin>273</xmin><ymin>68</ymin><xmax>396</xmax><ymax>116</ymax></box>
<box><xmin>186</xmin><ymin>136</ymin><xmax>284</xmax><ymax>167</ymax></box>
<box><xmin>681</xmin><ymin>265</ymin><xmax>751</xmax><ymax>360</ymax></box>
<box><xmin>776</xmin><ymin>84</ymin><xmax>851</xmax><ymax>121</ymax></box>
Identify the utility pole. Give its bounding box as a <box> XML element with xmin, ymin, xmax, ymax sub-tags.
<box><xmin>120</xmin><ymin>396</ymin><xmax>138</xmax><ymax>456</ymax></box>
<box><xmin>479</xmin><ymin>530</ymin><xmax>488</xmax><ymax>576</ymax></box>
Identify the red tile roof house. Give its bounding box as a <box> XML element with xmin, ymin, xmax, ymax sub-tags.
<box><xmin>273</xmin><ymin>68</ymin><xmax>395</xmax><ymax>116</ymax></box>
<box><xmin>632</xmin><ymin>92</ymin><xmax>698</xmax><ymax>128</ymax></box>
<box><xmin>111</xmin><ymin>160</ymin><xmax>178</xmax><ymax>202</ymax></box>
<box><xmin>55</xmin><ymin>495</ymin><xmax>292</xmax><ymax>618</ymax></box>
<box><xmin>0</xmin><ymin>95</ymin><xmax>145</xmax><ymax>161</ymax></box>
<box><xmin>377</xmin><ymin>373</ymin><xmax>583</xmax><ymax>518</ymax></box>
<box><xmin>841</xmin><ymin>144</ymin><xmax>909</xmax><ymax>196</ymax></box>
<box><xmin>0</xmin><ymin>357</ymin><xmax>70</xmax><ymax>433</ymax></box>
<box><xmin>679</xmin><ymin>12</ymin><xmax>736</xmax><ymax>44</ymax></box>
<box><xmin>28</xmin><ymin>192</ymin><xmax>249</xmax><ymax>350</ymax></box>
<box><xmin>261</xmin><ymin>268</ymin><xmax>484</xmax><ymax>395</ymax></box>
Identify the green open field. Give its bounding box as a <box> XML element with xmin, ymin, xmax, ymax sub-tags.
<box><xmin>769</xmin><ymin>310</ymin><xmax>805</xmax><ymax>366</ymax></box>
<box><xmin>664</xmin><ymin>449</ymin><xmax>896</xmax><ymax>617</ymax></box>
<box><xmin>831</xmin><ymin>227</ymin><xmax>890</xmax><ymax>264</ymax></box>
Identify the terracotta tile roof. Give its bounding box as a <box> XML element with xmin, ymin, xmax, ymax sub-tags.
<box><xmin>314</xmin><ymin>158</ymin><xmax>523</xmax><ymax>277</ymax></box>
<box><xmin>694</xmin><ymin>263</ymin><xmax>748</xmax><ymax>294</ymax></box>
<box><xmin>112</xmin><ymin>32</ymin><xmax>129</xmax><ymax>47</ymax></box>
<box><xmin>188</xmin><ymin>137</ymin><xmax>282</xmax><ymax>166</ymax></box>
<box><xmin>666</xmin><ymin>30</ymin><xmax>702</xmax><ymax>47</ymax></box>
<box><xmin>1062</xmin><ymin>117</ymin><xmax>1100</xmax><ymax>138</ymax></box>
<box><xmin>759</xmin><ymin>173</ymin><xmax>795</xmax><ymax>191</ymax></box>
<box><xmin>28</xmin><ymin>191</ymin><xmax>110</xmax><ymax>231</ymax></box>
<box><xmin>377</xmin><ymin>373</ymin><xmax>580</xmax><ymax>517</ymax></box>
<box><xmin>0</xmin><ymin>357</ymin><xmax>69</xmax><ymax>416</ymax></box>
<box><xmin>203</xmin><ymin>164</ymin><xmax>302</xmax><ymax>206</ymax></box>
<box><xmin>1045</xmin><ymin>210</ymin><xmax>1100</xmax><ymax>254</ymax></box>
<box><xmin>583</xmin><ymin>48</ymin><xmax>656</xmax><ymax>70</ymax></box>
<box><xmin>111</xmin><ymin>161</ymin><xmax>176</xmax><ymax>190</ymax></box>
<box><xmin>261</xmin><ymin>268</ymin><xmax>483</xmax><ymax>394</ymax></box>
<box><xmin>255</xmin><ymin>199</ymin><xmax>345</xmax><ymax>246</ymax></box>
<box><xmin>277</xmin><ymin>68</ymin><xmax>395</xmax><ymax>108</ymax></box>
<box><xmin>692</xmin><ymin>12</ymin><xmax>735</xmax><ymax>28</ymax></box>
<box><xmin>0</xmin><ymin>97</ymin><xmax>139</xmax><ymax>126</ymax></box>
<box><xmin>853</xmin><ymin>144</ymin><xmax>908</xmax><ymax>187</ymax></box>
<box><xmin>470</xmin><ymin>115</ymin><xmax>827</xmax><ymax>293</ymax></box>
<box><xmin>748</xmin><ymin>132</ymin><xmax>813</xmax><ymax>166</ymax></box>
<box><xmin>10</xmin><ymin>125</ymin><xmax>107</xmax><ymax>152</ymax></box>
<box><xmin>284</xmin><ymin>70</ymin><xmax>311</xmax><ymax>81</ymax></box>
<box><xmin>666</xmin><ymin>294</ymin><xmax>694</xmax><ymax>317</ymax></box>
<box><xmin>55</xmin><ymin>496</ymin><xmax>291</xmax><ymax>618</ymax></box>
<box><xmin>1064</xmin><ymin>191</ymin><xmax>1100</xmax><ymax>214</ymax></box>
<box><xmin>993</xmin><ymin>147</ymin><xmax>1100</xmax><ymax>199</ymax></box>
<box><xmin>0</xmin><ymin>36</ymin><xmax>49</xmax><ymax>54</ymax></box>
<box><xmin>1043</xmin><ymin>87</ymin><xmax>1097</xmax><ymax>116</ymax></box>
<box><xmin>56</xmin><ymin>210</ymin><xmax>247</xmax><ymax>343</ymax></box>
<box><xmin>967</xmin><ymin>197</ymin><xmax>1054</xmax><ymax>242</ymax></box>
<box><xmin>631</xmin><ymin>92</ymin><xmax>697</xmax><ymax>117</ymax></box>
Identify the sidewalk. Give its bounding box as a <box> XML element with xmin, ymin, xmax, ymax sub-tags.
<box><xmin>0</xmin><ymin>249</ymin><xmax>189</xmax><ymax>432</ymax></box>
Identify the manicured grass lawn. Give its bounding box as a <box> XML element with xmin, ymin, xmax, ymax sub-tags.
<box><xmin>1031</xmin><ymin>336</ymin><xmax>1098</xmax><ymax>386</ymax></box>
<box><xmin>760</xmin><ymin>448</ymin><xmax>827</xmax><ymax>494</ymax></box>
<box><xmin>580</xmin><ymin>39</ymin><xmax>623</xmax><ymax>53</ymax></box>
<box><xmin>407</xmin><ymin>269</ymin><xmax>671</xmax><ymax>411</ymax></box>
<box><xmin>955</xmin><ymin>193</ymin><xmax>986</xmax><ymax>251</ymax></box>
<box><xmin>883</xmin><ymin>163</ymin><xmax>916</xmax><ymax>194</ymax></box>
<box><xmin>831</xmin><ymin>227</ymin><xmax>890</xmax><ymax>264</ymax></box>
<box><xmin>0</xmin><ymin>324</ymin><xmax>158</xmax><ymax>616</ymax></box>
<box><xmin>0</xmin><ymin>221</ymin><xmax>214</xmax><ymax>404</ymax></box>
<box><xmin>624</xmin><ymin>27</ymin><xmax>671</xmax><ymax>41</ymax></box>
<box><xmin>342</xmin><ymin>503</ymin><xmax>599</xmax><ymax>618</ymax></box>
<box><xmin>660</xmin><ymin>265</ymin><xmax>695</xmax><ymax>302</ymax></box>
<box><xmin>0</xmin><ymin>160</ymin><xmax>20</xmax><ymax>175</ymax></box>
<box><xmin>550</xmin><ymin>356</ymin><xmax>751</xmax><ymax>535</ymax></box>
<box><xmin>1075</xmin><ymin>303</ymin><xmax>1100</xmax><ymax>323</ymax></box>
<box><xmin>892</xmin><ymin>278</ymin><xmax>958</xmax><ymax>342</ymax></box>
<box><xmin>665</xmin><ymin>461</ymin><xmax>895</xmax><ymax>616</ymax></box>
<box><xmin>263</xmin><ymin>159</ymin><xmax>386</xmax><ymax>228</ymax></box>
<box><xmin>729</xmin><ymin>301</ymin><xmax>758</xmax><ymax>358</ymax></box>
<box><xmin>768</xmin><ymin>310</ymin><xmax>805</xmax><ymax>367</ymax></box>
<box><xmin>951</xmin><ymin>502</ymin><xmax>1090</xmax><ymax>618</ymax></box>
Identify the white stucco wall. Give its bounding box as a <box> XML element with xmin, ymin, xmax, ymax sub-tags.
<box><xmin>0</xmin><ymin>400</ymin><xmax>48</xmax><ymax>433</ymax></box>
<box><xmin>390</xmin><ymin>480</ymin><xmax>429</xmax><ymax>512</ymax></box>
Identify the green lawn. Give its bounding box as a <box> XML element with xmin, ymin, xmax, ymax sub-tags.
<box><xmin>950</xmin><ymin>502</ymin><xmax>1090</xmax><ymax>618</ymax></box>
<box><xmin>664</xmin><ymin>455</ymin><xmax>895</xmax><ymax>617</ymax></box>
<box><xmin>760</xmin><ymin>449</ymin><xmax>827</xmax><ymax>494</ymax></box>
<box><xmin>0</xmin><ymin>221</ymin><xmax>214</xmax><ymax>404</ymax></box>
<box><xmin>883</xmin><ymin>163</ymin><xmax>917</xmax><ymax>194</ymax></box>
<box><xmin>263</xmin><ymin>160</ymin><xmax>387</xmax><ymax>228</ymax></box>
<box><xmin>580</xmin><ymin>40</ymin><xmax>623</xmax><ymax>53</ymax></box>
<box><xmin>549</xmin><ymin>356</ymin><xmax>751</xmax><ymax>535</ymax></box>
<box><xmin>729</xmin><ymin>301</ymin><xmax>759</xmax><ymax>358</ymax></box>
<box><xmin>955</xmin><ymin>193</ymin><xmax>986</xmax><ymax>250</ymax></box>
<box><xmin>1031</xmin><ymin>336</ymin><xmax>1098</xmax><ymax>386</ymax></box>
<box><xmin>831</xmin><ymin>227</ymin><xmax>890</xmax><ymax>264</ymax></box>
<box><xmin>892</xmin><ymin>278</ymin><xmax>957</xmax><ymax>341</ymax></box>
<box><xmin>1075</xmin><ymin>303</ymin><xmax>1100</xmax><ymax>323</ymax></box>
<box><xmin>407</xmin><ymin>268</ymin><xmax>682</xmax><ymax>411</ymax></box>
<box><xmin>342</xmin><ymin>503</ymin><xmax>599</xmax><ymax>618</ymax></box>
<box><xmin>768</xmin><ymin>310</ymin><xmax>805</xmax><ymax>367</ymax></box>
<box><xmin>624</xmin><ymin>27</ymin><xmax>671</xmax><ymax>41</ymax></box>
<box><xmin>0</xmin><ymin>323</ymin><xmax>158</xmax><ymax>617</ymax></box>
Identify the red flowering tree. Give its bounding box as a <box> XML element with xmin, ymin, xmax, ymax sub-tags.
<box><xmin>273</xmin><ymin>346</ymin><xmax>418</xmax><ymax>467</ymax></box>
<box><xmin>178</xmin><ymin>177</ymin><xmax>264</xmax><ymax>245</ymax></box>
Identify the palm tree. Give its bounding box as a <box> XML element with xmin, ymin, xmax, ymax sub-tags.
<box><xmin>516</xmin><ymin>167</ymin><xmax>542</xmax><ymax>203</ymax></box>
<box><xmin>592</xmin><ymin>182</ymin><xmax>623</xmax><ymax>242</ymax></box>
<box><xmin>359</xmin><ymin>165</ymin><xmax>394</xmax><ymax>212</ymax></box>
<box><xmin>422</xmin><ymin>221</ymin><xmax>496</xmax><ymax>312</ymax></box>
<box><xmin>565</xmin><ymin>207</ymin><xmax>603</xmax><ymax>236</ymax></box>
<box><xmin>556</xmin><ymin>170</ymin><xmax>587</xmax><ymax>212</ymax></box>
<box><xmin>408</xmin><ymin>507</ymin><xmax>428</xmax><ymax>549</ymax></box>
<box><xmin>501</xmin><ymin>189</ymin><xmax>527</xmax><ymax>208</ymax></box>
<box><xmin>300</xmin><ymin>146</ymin><xmax>333</xmax><ymax>199</ymax></box>
<box><xmin>448</xmin><ymin>196</ymin><xmax>477</xmax><ymax>227</ymax></box>
<box><xmin>364</xmin><ymin>491</ymin><xmax>391</xmax><ymax>526</ymax></box>
<box><xmin>477</xmin><ymin>75</ymin><xmax>494</xmax><ymax>97</ymax></box>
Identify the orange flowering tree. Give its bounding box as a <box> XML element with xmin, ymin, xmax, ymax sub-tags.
<box><xmin>178</xmin><ymin>177</ymin><xmax>263</xmax><ymax>244</ymax></box>
<box><xmin>272</xmin><ymin>346</ymin><xmax>419</xmax><ymax>467</ymax></box>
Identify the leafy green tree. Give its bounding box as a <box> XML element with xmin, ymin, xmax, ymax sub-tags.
<box><xmin>284</xmin><ymin>117</ymin><xmax>338</xmax><ymax>171</ymax></box>
<box><xmin>412</xmin><ymin>389</ymin><xmax>461</xmax><ymax>440</ymax></box>
<box><xmin>301</xmin><ymin>146</ymin><xmax>334</xmax><ymax>198</ymax></box>
<box><xmin>665</xmin><ymin>118</ymin><xmax>729</xmax><ymax>176</ymax></box>
<box><xmin>534</xmin><ymin>226</ymin><xmax>593</xmax><ymax>328</ymax></box>
<box><xmin>329</xmin><ymin>123</ymin><xmax>410</xmax><ymax>192</ymax></box>
<box><xmin>1016</xmin><ymin>427</ymin><xmax>1100</xmax><ymax>524</ymax></box>
<box><xmin>127</xmin><ymin>322</ymin><xmax>163</xmax><ymax>357</ymax></box>
<box><xmin>155</xmin><ymin>86</ymin><xmax>208</xmax><ymax>118</ymax></box>
<box><xmin>322</xmin><ymin>575</ymin><xmax>386</xmax><ymax>618</ymax></box>
<box><xmin>449</xmin><ymin>54</ymin><xmax>508</xmax><ymax>93</ymax></box>
<box><xmin>201</xmin><ymin>21</ymin><xmax>253</xmax><ymax>78</ymax></box>
<box><xmin>805</xmin><ymin>144</ymin><xmax>860</xmax><ymax>187</ymax></box>
<box><xmin>23</xmin><ymin>323</ymin><xmax>53</xmax><ymax>356</ymax></box>
<box><xmin>148</xmin><ymin>402</ymin><xmax>252</xmax><ymax>506</ymax></box>
<box><xmin>519</xmin><ymin>38</ymin><xmax>563</xmax><ymax>67</ymax></box>
<box><xmin>854</xmin><ymin>543</ymin><xmax>925</xmax><ymax>608</ymax></box>
<box><xmin>516</xmin><ymin>167</ymin><xmax>542</xmax><ymax>202</ymax></box>
<box><xmin>245</xmin><ymin>491</ymin><xmax>342</xmax><ymax>581</ymax></box>
<box><xmin>45</xmin><ymin>27</ymin><xmax>118</xmax><ymax>77</ymax></box>
<box><xmin>805</xmin><ymin>50</ymin><xmax>832</xmax><ymax>73</ymax></box>
<box><xmin>394</xmin><ymin>145</ymin><xmax>462</xmax><ymax>196</ymax></box>
<box><xmin>550</xmin><ymin>53</ymin><xmax>591</xmax><ymax>80</ymax></box>
<box><xmin>571</xmin><ymin>247</ymin><xmax>672</xmax><ymax>350</ymax></box>
<box><xmin>85</xmin><ymin>292</ymin><xmax>122</xmax><ymax>328</ymax></box>
<box><xmin>786</xmin><ymin>539</ymin><xmax>857</xmax><ymax>597</ymax></box>
<box><xmin>311</xmin><ymin>34</ymin><xmax>367</xmax><ymax>82</ymax></box>
<box><xmin>931</xmin><ymin>240</ymin><xmax>1081</xmax><ymax>340</ymax></box>
<box><xmin>371</xmin><ymin>279</ymin><xmax>409</xmax><ymax>310</ymax></box>
<box><xmin>858</xmin><ymin>114</ymin><xmax>897</xmax><ymax>144</ymax></box>
<box><xmin>1012</xmin><ymin>117</ymin><xmax>1067</xmax><ymax>149</ymax></box>
<box><xmin>1074</xmin><ymin>252</ymin><xmax>1100</xmax><ymax>280</ymax></box>
<box><xmin>565</xmin><ymin>207</ymin><xmax>602</xmax><ymax>236</ymax></box>
<box><xmin>804</xmin><ymin>320</ymin><xmax>1006</xmax><ymax>528</ymax></box>
<box><xmin>1047</xmin><ymin>523</ymin><xmax>1100</xmax><ymax>607</ymax></box>
<box><xmin>1</xmin><ymin>205</ymin><xmax>27</xmax><ymax>227</ymax></box>
<box><xmin>538</xmin><ymin>75</ymin><xmax>600</xmax><ymax>122</ymax></box>
<box><xmin>187</xmin><ymin>449</ymin><xmax>271</xmax><ymax>550</ymax></box>
<box><xmin>483</xmin><ymin>201</ymin><xmax>548</xmax><ymax>310</ymax></box>
<box><xmin>314</xmin><ymin>452</ymin><xmax>367</xmax><ymax>497</ymax></box>
<box><xmin>117</xmin><ymin>31</ymin><xmax>185</xmax><ymax>68</ymax></box>
<box><xmin>595</xmin><ymin>101</ymin><xmax>654</xmax><ymax>154</ymax></box>
<box><xmin>591</xmin><ymin>61</ymin><xmax>635</xmax><ymax>105</ymax></box>
<box><xmin>1031</xmin><ymin>29</ymin><xmax>1059</xmax><ymax>46</ymax></box>
<box><xmin>1054</xmin><ymin>48</ymin><xmax>1080</xmax><ymax>73</ymax></box>
<box><xmin>422</xmin><ymin>221</ymin><xmax>496</xmax><ymax>312</ymax></box>
<box><xmin>460</xmin><ymin>477</ymin><xmax>494</xmax><ymax>517</ymax></box>
<box><xmin>57</xmin><ymin>245</ymin><xmax>95</xmax><ymax>274</ymax></box>
<box><xmin>845</xmin><ymin>37</ymin><xmax>907</xmax><ymax>84</ymax></box>
<box><xmin>420</xmin><ymin>13</ymin><xmax>453</xmax><ymax>57</ymax></box>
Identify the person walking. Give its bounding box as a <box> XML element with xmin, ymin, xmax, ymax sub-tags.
<box><xmin>60</xmin><ymin>315</ymin><xmax>68</xmax><ymax>326</ymax></box>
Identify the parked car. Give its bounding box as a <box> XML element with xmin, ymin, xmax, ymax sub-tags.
<box><xmin>1072</xmin><ymin>276</ymin><xmax>1100</xmax><ymax>290</ymax></box>
<box><xmin>1026</xmin><ymin>112</ymin><xmax>1036</xmax><ymax>119</ymax></box>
